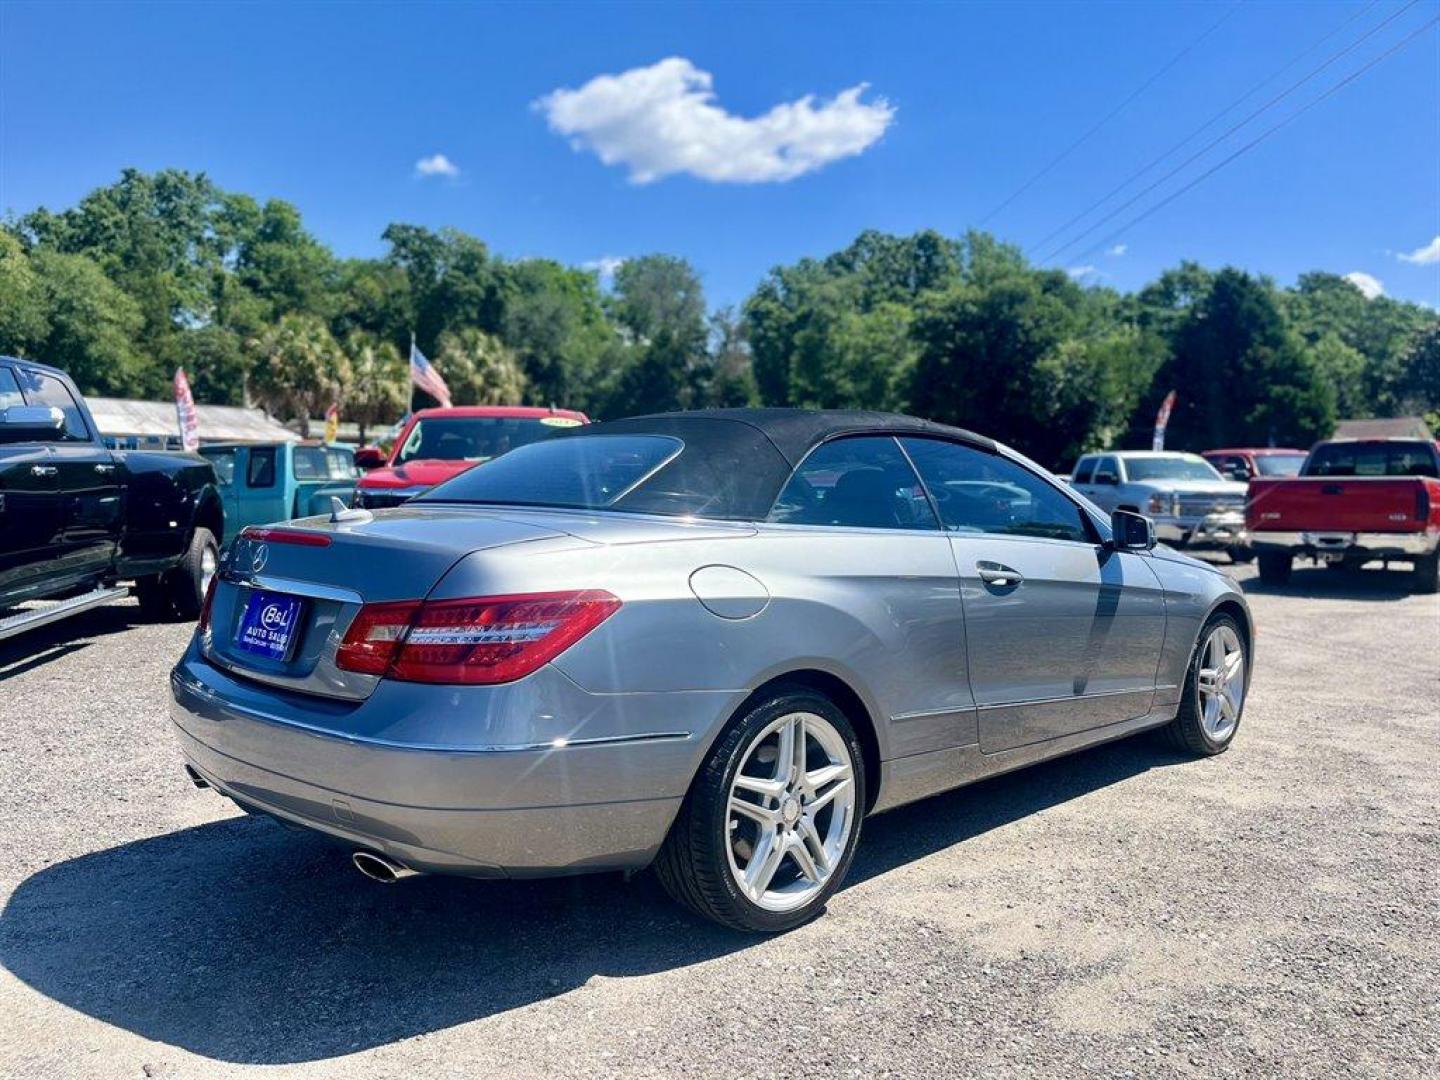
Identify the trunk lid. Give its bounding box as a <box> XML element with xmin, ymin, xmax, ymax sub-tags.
<box><xmin>202</xmin><ymin>507</ymin><xmax>572</xmax><ymax>699</ymax></box>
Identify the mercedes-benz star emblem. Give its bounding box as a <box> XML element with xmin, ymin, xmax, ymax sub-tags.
<box><xmin>251</xmin><ymin>543</ymin><xmax>269</xmax><ymax>573</ymax></box>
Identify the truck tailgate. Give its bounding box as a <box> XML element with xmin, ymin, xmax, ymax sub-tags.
<box><xmin>1247</xmin><ymin>478</ymin><xmax>1427</xmax><ymax>533</ymax></box>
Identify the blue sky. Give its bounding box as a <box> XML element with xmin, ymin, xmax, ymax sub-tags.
<box><xmin>2</xmin><ymin>1</ymin><xmax>1437</xmax><ymax>308</ymax></box>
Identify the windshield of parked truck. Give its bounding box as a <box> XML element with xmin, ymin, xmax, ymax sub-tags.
<box><xmin>395</xmin><ymin>416</ymin><xmax>580</xmax><ymax>465</ymax></box>
<box><xmin>1123</xmin><ymin>456</ymin><xmax>1223</xmax><ymax>482</ymax></box>
<box><xmin>1305</xmin><ymin>441</ymin><xmax>1438</xmax><ymax>478</ymax></box>
<box><xmin>1253</xmin><ymin>453</ymin><xmax>1307</xmax><ymax>477</ymax></box>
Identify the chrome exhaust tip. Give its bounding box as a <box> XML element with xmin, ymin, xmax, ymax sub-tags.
<box><xmin>351</xmin><ymin>851</ymin><xmax>420</xmax><ymax>884</ymax></box>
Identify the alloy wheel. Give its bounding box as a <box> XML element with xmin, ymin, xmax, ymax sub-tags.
<box><xmin>1195</xmin><ymin>624</ymin><xmax>1245</xmax><ymax>742</ymax></box>
<box><xmin>725</xmin><ymin>711</ymin><xmax>857</xmax><ymax>913</ymax></box>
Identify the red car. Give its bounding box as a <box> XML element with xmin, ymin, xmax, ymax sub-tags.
<box><xmin>1202</xmin><ymin>447</ymin><xmax>1308</xmax><ymax>481</ymax></box>
<box><xmin>353</xmin><ymin>406</ymin><xmax>588</xmax><ymax>509</ymax></box>
<box><xmin>1246</xmin><ymin>438</ymin><xmax>1440</xmax><ymax>592</ymax></box>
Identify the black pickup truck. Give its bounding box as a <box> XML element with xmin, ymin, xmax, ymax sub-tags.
<box><xmin>1</xmin><ymin>356</ymin><xmax>225</xmax><ymax>640</ymax></box>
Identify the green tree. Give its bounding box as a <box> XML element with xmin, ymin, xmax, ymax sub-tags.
<box><xmin>29</xmin><ymin>250</ymin><xmax>149</xmax><ymax>396</ymax></box>
<box><xmin>159</xmin><ymin>325</ymin><xmax>248</xmax><ymax>406</ymax></box>
<box><xmin>0</xmin><ymin>231</ymin><xmax>49</xmax><ymax>357</ymax></box>
<box><xmin>1392</xmin><ymin>323</ymin><xmax>1440</xmax><ymax>431</ymax></box>
<box><xmin>703</xmin><ymin>307</ymin><xmax>759</xmax><ymax>408</ymax></box>
<box><xmin>342</xmin><ymin>333</ymin><xmax>408</xmax><ymax>444</ymax></box>
<box><xmin>500</xmin><ymin>259</ymin><xmax>613</xmax><ymax>409</ymax></box>
<box><xmin>247</xmin><ymin>313</ymin><xmax>351</xmax><ymax>436</ymax></box>
<box><xmin>434</xmin><ymin>327</ymin><xmax>528</xmax><ymax>406</ymax></box>
<box><xmin>1137</xmin><ymin>268</ymin><xmax>1334</xmax><ymax>450</ymax></box>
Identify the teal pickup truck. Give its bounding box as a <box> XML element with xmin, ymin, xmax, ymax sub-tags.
<box><xmin>197</xmin><ymin>442</ymin><xmax>359</xmax><ymax>537</ymax></box>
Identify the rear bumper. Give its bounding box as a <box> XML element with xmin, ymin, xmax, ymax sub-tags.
<box><xmin>169</xmin><ymin>642</ymin><xmax>737</xmax><ymax>876</ymax></box>
<box><xmin>1250</xmin><ymin>529</ymin><xmax>1439</xmax><ymax>559</ymax></box>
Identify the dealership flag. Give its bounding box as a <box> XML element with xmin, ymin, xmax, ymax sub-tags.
<box><xmin>409</xmin><ymin>338</ymin><xmax>452</xmax><ymax>408</ymax></box>
<box><xmin>174</xmin><ymin>367</ymin><xmax>199</xmax><ymax>451</ymax></box>
<box><xmin>1152</xmin><ymin>389</ymin><xmax>1177</xmax><ymax>451</ymax></box>
<box><xmin>323</xmin><ymin>402</ymin><xmax>340</xmax><ymax>444</ymax></box>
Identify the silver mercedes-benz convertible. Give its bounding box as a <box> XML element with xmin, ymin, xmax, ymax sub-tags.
<box><xmin>171</xmin><ymin>409</ymin><xmax>1252</xmax><ymax>931</ymax></box>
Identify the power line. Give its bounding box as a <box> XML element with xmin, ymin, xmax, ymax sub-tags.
<box><xmin>1027</xmin><ymin>0</ymin><xmax>1381</xmax><ymax>259</ymax></box>
<box><xmin>977</xmin><ymin>2</ymin><xmax>1243</xmax><ymax>227</ymax></box>
<box><xmin>1040</xmin><ymin>0</ymin><xmax>1423</xmax><ymax>265</ymax></box>
<box><xmin>1059</xmin><ymin>14</ymin><xmax>1439</xmax><ymax>268</ymax></box>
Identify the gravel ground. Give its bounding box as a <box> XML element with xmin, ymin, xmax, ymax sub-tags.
<box><xmin>1</xmin><ymin>559</ymin><xmax>1436</xmax><ymax>1079</ymax></box>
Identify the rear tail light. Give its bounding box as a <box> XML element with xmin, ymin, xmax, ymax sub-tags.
<box><xmin>197</xmin><ymin>575</ymin><xmax>219</xmax><ymax>633</ymax></box>
<box><xmin>239</xmin><ymin>525</ymin><xmax>332</xmax><ymax>547</ymax></box>
<box><xmin>335</xmin><ymin>590</ymin><xmax>621</xmax><ymax>684</ymax></box>
<box><xmin>1417</xmin><ymin>485</ymin><xmax>1429</xmax><ymax>523</ymax></box>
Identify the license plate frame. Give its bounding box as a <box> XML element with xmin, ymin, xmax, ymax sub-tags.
<box><xmin>234</xmin><ymin>590</ymin><xmax>306</xmax><ymax>662</ymax></box>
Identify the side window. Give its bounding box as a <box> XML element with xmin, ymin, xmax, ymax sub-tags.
<box><xmin>201</xmin><ymin>449</ymin><xmax>237</xmax><ymax>486</ymax></box>
<box><xmin>900</xmin><ymin>438</ymin><xmax>1092</xmax><ymax>544</ymax></box>
<box><xmin>1072</xmin><ymin>458</ymin><xmax>1095</xmax><ymax>484</ymax></box>
<box><xmin>247</xmin><ymin>447</ymin><xmax>277</xmax><ymax>488</ymax></box>
<box><xmin>292</xmin><ymin>446</ymin><xmax>328</xmax><ymax>479</ymax></box>
<box><xmin>1093</xmin><ymin>455</ymin><xmax>1120</xmax><ymax>484</ymax></box>
<box><xmin>769</xmin><ymin>436</ymin><xmax>938</xmax><ymax>531</ymax></box>
<box><xmin>21</xmin><ymin>372</ymin><xmax>90</xmax><ymax>440</ymax></box>
<box><xmin>0</xmin><ymin>368</ymin><xmax>24</xmax><ymax>411</ymax></box>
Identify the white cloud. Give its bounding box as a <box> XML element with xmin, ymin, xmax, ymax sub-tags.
<box><xmin>1066</xmin><ymin>265</ymin><xmax>1098</xmax><ymax>280</ymax></box>
<box><xmin>1106</xmin><ymin>243</ymin><xmax>1127</xmax><ymax>257</ymax></box>
<box><xmin>1396</xmin><ymin>235</ymin><xmax>1440</xmax><ymax>265</ymax></box>
<box><xmin>584</xmin><ymin>255</ymin><xmax>626</xmax><ymax>282</ymax></box>
<box><xmin>1344</xmin><ymin>271</ymin><xmax>1384</xmax><ymax>299</ymax></box>
<box><xmin>414</xmin><ymin>153</ymin><xmax>460</xmax><ymax>179</ymax></box>
<box><xmin>535</xmin><ymin>57</ymin><xmax>895</xmax><ymax>184</ymax></box>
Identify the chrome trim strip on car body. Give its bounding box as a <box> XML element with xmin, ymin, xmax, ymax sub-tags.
<box><xmin>973</xmin><ymin>686</ymin><xmax>1155</xmax><ymax>712</ymax></box>
<box><xmin>172</xmin><ymin>670</ymin><xmax>690</xmax><ymax>754</ymax></box>
<box><xmin>218</xmin><ymin>571</ymin><xmax>365</xmax><ymax>605</ymax></box>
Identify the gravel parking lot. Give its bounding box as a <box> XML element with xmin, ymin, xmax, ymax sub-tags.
<box><xmin>1</xmin><ymin>560</ymin><xmax>1436</xmax><ymax>1079</ymax></box>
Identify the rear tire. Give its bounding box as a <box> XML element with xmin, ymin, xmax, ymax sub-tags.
<box><xmin>1413</xmin><ymin>553</ymin><xmax>1439</xmax><ymax>595</ymax></box>
<box><xmin>1256</xmin><ymin>551</ymin><xmax>1292</xmax><ymax>585</ymax></box>
<box><xmin>136</xmin><ymin>527</ymin><xmax>218</xmax><ymax>621</ymax></box>
<box><xmin>1226</xmin><ymin>545</ymin><xmax>1254</xmax><ymax>564</ymax></box>
<box><xmin>654</xmin><ymin>688</ymin><xmax>865</xmax><ymax>933</ymax></box>
<box><xmin>1162</xmin><ymin>614</ymin><xmax>1248</xmax><ymax>757</ymax></box>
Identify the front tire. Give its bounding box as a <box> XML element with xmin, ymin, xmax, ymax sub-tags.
<box><xmin>1162</xmin><ymin>614</ymin><xmax>1248</xmax><ymax>756</ymax></box>
<box><xmin>654</xmin><ymin>689</ymin><xmax>865</xmax><ymax>932</ymax></box>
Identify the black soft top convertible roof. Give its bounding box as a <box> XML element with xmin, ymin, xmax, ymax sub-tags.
<box><xmin>571</xmin><ymin>408</ymin><xmax>995</xmax><ymax>467</ymax></box>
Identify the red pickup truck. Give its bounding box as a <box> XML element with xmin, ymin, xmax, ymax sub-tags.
<box><xmin>1246</xmin><ymin>438</ymin><xmax>1440</xmax><ymax>593</ymax></box>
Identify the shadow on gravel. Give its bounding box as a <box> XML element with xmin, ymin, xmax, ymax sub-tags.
<box><xmin>0</xmin><ymin>603</ymin><xmax>143</xmax><ymax>681</ymax></box>
<box><xmin>1239</xmin><ymin>564</ymin><xmax>1417</xmax><ymax>601</ymax></box>
<box><xmin>0</xmin><ymin>733</ymin><xmax>1182</xmax><ymax>1064</ymax></box>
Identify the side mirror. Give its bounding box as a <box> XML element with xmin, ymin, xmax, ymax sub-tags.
<box><xmin>1093</xmin><ymin>471</ymin><xmax>1119</xmax><ymax>486</ymax></box>
<box><xmin>1227</xmin><ymin>466</ymin><xmax>1250</xmax><ymax>482</ymax></box>
<box><xmin>1110</xmin><ymin>509</ymin><xmax>1155</xmax><ymax>552</ymax></box>
<box><xmin>353</xmin><ymin>446</ymin><xmax>387</xmax><ymax>470</ymax></box>
<box><xmin>0</xmin><ymin>405</ymin><xmax>65</xmax><ymax>444</ymax></box>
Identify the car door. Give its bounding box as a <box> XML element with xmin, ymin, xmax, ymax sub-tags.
<box><xmin>21</xmin><ymin>369</ymin><xmax>123</xmax><ymax>580</ymax></box>
<box><xmin>241</xmin><ymin>445</ymin><xmax>289</xmax><ymax>525</ymax></box>
<box><xmin>0</xmin><ymin>367</ymin><xmax>64</xmax><ymax>600</ymax></box>
<box><xmin>899</xmin><ymin>438</ymin><xmax>1167</xmax><ymax>754</ymax></box>
<box><xmin>763</xmin><ymin>435</ymin><xmax>976</xmax><ymax>757</ymax></box>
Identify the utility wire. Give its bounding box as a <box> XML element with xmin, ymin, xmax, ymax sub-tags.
<box><xmin>1027</xmin><ymin>0</ymin><xmax>1381</xmax><ymax>258</ymax></box>
<box><xmin>1041</xmin><ymin>0</ymin><xmax>1422</xmax><ymax>264</ymax></box>
<box><xmin>1058</xmin><ymin>14</ymin><xmax>1439</xmax><ymax>268</ymax></box>
<box><xmin>977</xmin><ymin>1</ymin><xmax>1243</xmax><ymax>226</ymax></box>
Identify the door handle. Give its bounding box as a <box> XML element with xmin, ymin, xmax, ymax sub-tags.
<box><xmin>977</xmin><ymin>562</ymin><xmax>1023</xmax><ymax>587</ymax></box>
<box><xmin>30</xmin><ymin>465</ymin><xmax>58</xmax><ymax>477</ymax></box>
<box><xmin>94</xmin><ymin>463</ymin><xmax>116</xmax><ymax>474</ymax></box>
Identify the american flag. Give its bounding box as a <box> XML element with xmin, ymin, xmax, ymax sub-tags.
<box><xmin>409</xmin><ymin>341</ymin><xmax>452</xmax><ymax>408</ymax></box>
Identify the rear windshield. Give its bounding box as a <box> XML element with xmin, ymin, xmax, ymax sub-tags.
<box><xmin>1253</xmin><ymin>454</ymin><xmax>1307</xmax><ymax>477</ymax></box>
<box><xmin>1305</xmin><ymin>442</ymin><xmax>1438</xmax><ymax>478</ymax></box>
<box><xmin>293</xmin><ymin>446</ymin><xmax>358</xmax><ymax>480</ymax></box>
<box><xmin>419</xmin><ymin>419</ymin><xmax>794</xmax><ymax>520</ymax></box>
<box><xmin>395</xmin><ymin>416</ymin><xmax>579</xmax><ymax>465</ymax></box>
<box><xmin>1124</xmin><ymin>456</ymin><xmax>1222</xmax><ymax>482</ymax></box>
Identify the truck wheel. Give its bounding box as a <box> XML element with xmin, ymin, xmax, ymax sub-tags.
<box><xmin>1413</xmin><ymin>553</ymin><xmax>1440</xmax><ymax>595</ymax></box>
<box><xmin>1226</xmin><ymin>545</ymin><xmax>1254</xmax><ymax>564</ymax></box>
<box><xmin>1257</xmin><ymin>552</ymin><xmax>1291</xmax><ymax>585</ymax></box>
<box><xmin>1162</xmin><ymin>614</ymin><xmax>1248</xmax><ymax>756</ymax></box>
<box><xmin>654</xmin><ymin>688</ymin><xmax>865</xmax><ymax>932</ymax></box>
<box><xmin>137</xmin><ymin>527</ymin><xmax>218</xmax><ymax>621</ymax></box>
